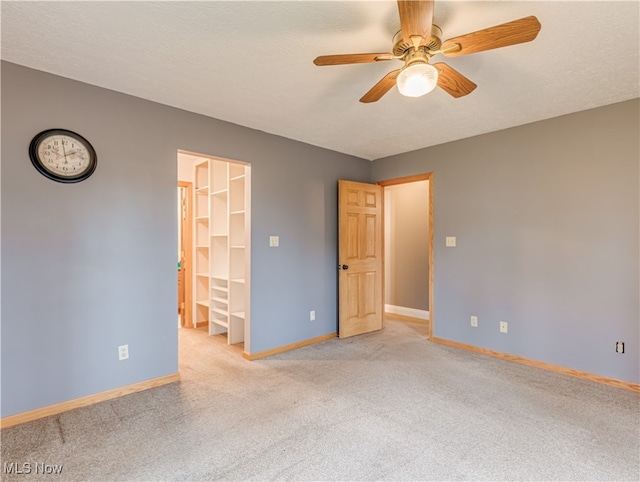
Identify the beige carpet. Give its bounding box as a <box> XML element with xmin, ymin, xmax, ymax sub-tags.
<box><xmin>1</xmin><ymin>319</ymin><xmax>639</xmax><ymax>481</ymax></box>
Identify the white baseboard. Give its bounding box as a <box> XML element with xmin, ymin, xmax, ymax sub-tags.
<box><xmin>385</xmin><ymin>304</ymin><xmax>429</xmax><ymax>320</ymax></box>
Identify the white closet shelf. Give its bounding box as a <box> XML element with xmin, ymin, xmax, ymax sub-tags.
<box><xmin>230</xmin><ymin>210</ymin><xmax>245</xmax><ymax>215</ymax></box>
<box><xmin>211</xmin><ymin>285</ymin><xmax>229</xmax><ymax>293</ymax></box>
<box><xmin>196</xmin><ymin>245</ymin><xmax>209</xmax><ymax>249</ymax></box>
<box><xmin>211</xmin><ymin>233</ymin><xmax>228</xmax><ymax>237</ymax></box>
<box><xmin>212</xmin><ymin>308</ymin><xmax>228</xmax><ymax>316</ymax></box>
<box><xmin>195</xmin><ymin>216</ymin><xmax>209</xmax><ymax>222</ymax></box>
<box><xmin>195</xmin><ymin>186</ymin><xmax>209</xmax><ymax>193</ymax></box>
<box><xmin>230</xmin><ymin>174</ymin><xmax>245</xmax><ymax>182</ymax></box>
<box><xmin>196</xmin><ymin>272</ymin><xmax>210</xmax><ymax>277</ymax></box>
<box><xmin>230</xmin><ymin>311</ymin><xmax>245</xmax><ymax>319</ymax></box>
<box><xmin>211</xmin><ymin>189</ymin><xmax>228</xmax><ymax>196</ymax></box>
<box><xmin>231</xmin><ymin>278</ymin><xmax>245</xmax><ymax>284</ymax></box>
<box><xmin>231</xmin><ymin>245</ymin><xmax>245</xmax><ymax>249</ymax></box>
<box><xmin>195</xmin><ymin>300</ymin><xmax>209</xmax><ymax>307</ymax></box>
<box><xmin>210</xmin><ymin>318</ymin><xmax>229</xmax><ymax>328</ymax></box>
<box><xmin>212</xmin><ymin>297</ymin><xmax>228</xmax><ymax>304</ymax></box>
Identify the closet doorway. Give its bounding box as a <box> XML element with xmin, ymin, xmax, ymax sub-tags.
<box><xmin>177</xmin><ymin>150</ymin><xmax>252</xmax><ymax>352</ymax></box>
<box><xmin>380</xmin><ymin>173</ymin><xmax>433</xmax><ymax>338</ymax></box>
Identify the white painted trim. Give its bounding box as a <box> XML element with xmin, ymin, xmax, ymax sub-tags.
<box><xmin>385</xmin><ymin>304</ymin><xmax>429</xmax><ymax>320</ymax></box>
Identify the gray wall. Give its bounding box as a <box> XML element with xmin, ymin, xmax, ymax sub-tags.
<box><xmin>384</xmin><ymin>182</ymin><xmax>429</xmax><ymax>310</ymax></box>
<box><xmin>0</xmin><ymin>62</ymin><xmax>370</xmax><ymax>417</ymax></box>
<box><xmin>2</xmin><ymin>61</ymin><xmax>638</xmax><ymax>420</ymax></box>
<box><xmin>372</xmin><ymin>99</ymin><xmax>640</xmax><ymax>384</ymax></box>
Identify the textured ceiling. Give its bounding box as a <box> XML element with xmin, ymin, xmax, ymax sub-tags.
<box><xmin>2</xmin><ymin>1</ymin><xmax>639</xmax><ymax>160</ymax></box>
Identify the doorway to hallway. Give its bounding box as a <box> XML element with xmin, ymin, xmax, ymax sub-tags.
<box><xmin>380</xmin><ymin>173</ymin><xmax>433</xmax><ymax>338</ymax></box>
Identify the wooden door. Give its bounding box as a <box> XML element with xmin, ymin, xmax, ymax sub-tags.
<box><xmin>338</xmin><ymin>180</ymin><xmax>383</xmax><ymax>338</ymax></box>
<box><xmin>178</xmin><ymin>264</ymin><xmax>184</xmax><ymax>318</ymax></box>
<box><xmin>178</xmin><ymin>186</ymin><xmax>187</xmax><ymax>324</ymax></box>
<box><xmin>178</xmin><ymin>181</ymin><xmax>193</xmax><ymax>328</ymax></box>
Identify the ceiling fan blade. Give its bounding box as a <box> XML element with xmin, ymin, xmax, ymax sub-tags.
<box><xmin>314</xmin><ymin>53</ymin><xmax>394</xmax><ymax>66</ymax></box>
<box><xmin>441</xmin><ymin>16</ymin><xmax>541</xmax><ymax>57</ymax></box>
<box><xmin>397</xmin><ymin>0</ymin><xmax>434</xmax><ymax>47</ymax></box>
<box><xmin>433</xmin><ymin>63</ymin><xmax>477</xmax><ymax>98</ymax></box>
<box><xmin>360</xmin><ymin>69</ymin><xmax>401</xmax><ymax>103</ymax></box>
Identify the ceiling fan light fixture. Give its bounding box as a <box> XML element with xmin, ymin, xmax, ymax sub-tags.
<box><xmin>397</xmin><ymin>62</ymin><xmax>438</xmax><ymax>98</ymax></box>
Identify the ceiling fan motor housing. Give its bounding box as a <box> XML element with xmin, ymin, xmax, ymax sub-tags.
<box><xmin>392</xmin><ymin>25</ymin><xmax>443</xmax><ymax>57</ymax></box>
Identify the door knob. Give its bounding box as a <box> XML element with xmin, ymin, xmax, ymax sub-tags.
<box><xmin>340</xmin><ymin>264</ymin><xmax>349</xmax><ymax>270</ymax></box>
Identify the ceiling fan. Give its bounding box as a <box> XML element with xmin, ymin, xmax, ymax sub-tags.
<box><xmin>313</xmin><ymin>0</ymin><xmax>541</xmax><ymax>103</ymax></box>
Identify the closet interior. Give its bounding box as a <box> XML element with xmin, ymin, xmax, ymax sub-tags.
<box><xmin>181</xmin><ymin>151</ymin><xmax>251</xmax><ymax>346</ymax></box>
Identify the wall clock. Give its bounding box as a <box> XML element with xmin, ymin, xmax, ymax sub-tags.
<box><xmin>29</xmin><ymin>129</ymin><xmax>97</xmax><ymax>183</ymax></box>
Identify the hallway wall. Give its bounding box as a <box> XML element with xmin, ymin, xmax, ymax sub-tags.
<box><xmin>385</xmin><ymin>181</ymin><xmax>429</xmax><ymax>313</ymax></box>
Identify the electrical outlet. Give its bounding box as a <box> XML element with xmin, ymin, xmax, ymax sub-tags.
<box><xmin>470</xmin><ymin>316</ymin><xmax>478</xmax><ymax>327</ymax></box>
<box><xmin>499</xmin><ymin>321</ymin><xmax>508</xmax><ymax>334</ymax></box>
<box><xmin>616</xmin><ymin>341</ymin><xmax>625</xmax><ymax>354</ymax></box>
<box><xmin>445</xmin><ymin>236</ymin><xmax>456</xmax><ymax>247</ymax></box>
<box><xmin>118</xmin><ymin>344</ymin><xmax>129</xmax><ymax>361</ymax></box>
<box><xmin>269</xmin><ymin>236</ymin><xmax>279</xmax><ymax>247</ymax></box>
<box><xmin>310</xmin><ymin>310</ymin><xmax>316</xmax><ymax>321</ymax></box>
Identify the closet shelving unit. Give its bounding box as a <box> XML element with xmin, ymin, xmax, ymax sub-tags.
<box><xmin>227</xmin><ymin>163</ymin><xmax>247</xmax><ymax>345</ymax></box>
<box><xmin>194</xmin><ymin>160</ymin><xmax>210</xmax><ymax>327</ymax></box>
<box><xmin>210</xmin><ymin>160</ymin><xmax>230</xmax><ymax>338</ymax></box>
<box><xmin>193</xmin><ymin>156</ymin><xmax>250</xmax><ymax>346</ymax></box>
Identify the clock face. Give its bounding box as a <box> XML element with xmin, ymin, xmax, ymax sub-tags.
<box><xmin>29</xmin><ymin>129</ymin><xmax>97</xmax><ymax>183</ymax></box>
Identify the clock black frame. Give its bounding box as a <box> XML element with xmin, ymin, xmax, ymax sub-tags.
<box><xmin>29</xmin><ymin>128</ymin><xmax>97</xmax><ymax>183</ymax></box>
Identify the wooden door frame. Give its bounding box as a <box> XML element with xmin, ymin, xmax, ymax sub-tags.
<box><xmin>377</xmin><ymin>173</ymin><xmax>434</xmax><ymax>340</ymax></box>
<box><xmin>178</xmin><ymin>181</ymin><xmax>194</xmax><ymax>329</ymax></box>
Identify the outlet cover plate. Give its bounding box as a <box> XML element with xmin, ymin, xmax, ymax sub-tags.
<box><xmin>269</xmin><ymin>236</ymin><xmax>279</xmax><ymax>247</ymax></box>
<box><xmin>499</xmin><ymin>321</ymin><xmax>508</xmax><ymax>334</ymax></box>
<box><xmin>118</xmin><ymin>344</ymin><xmax>129</xmax><ymax>360</ymax></box>
<box><xmin>470</xmin><ymin>316</ymin><xmax>478</xmax><ymax>327</ymax></box>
